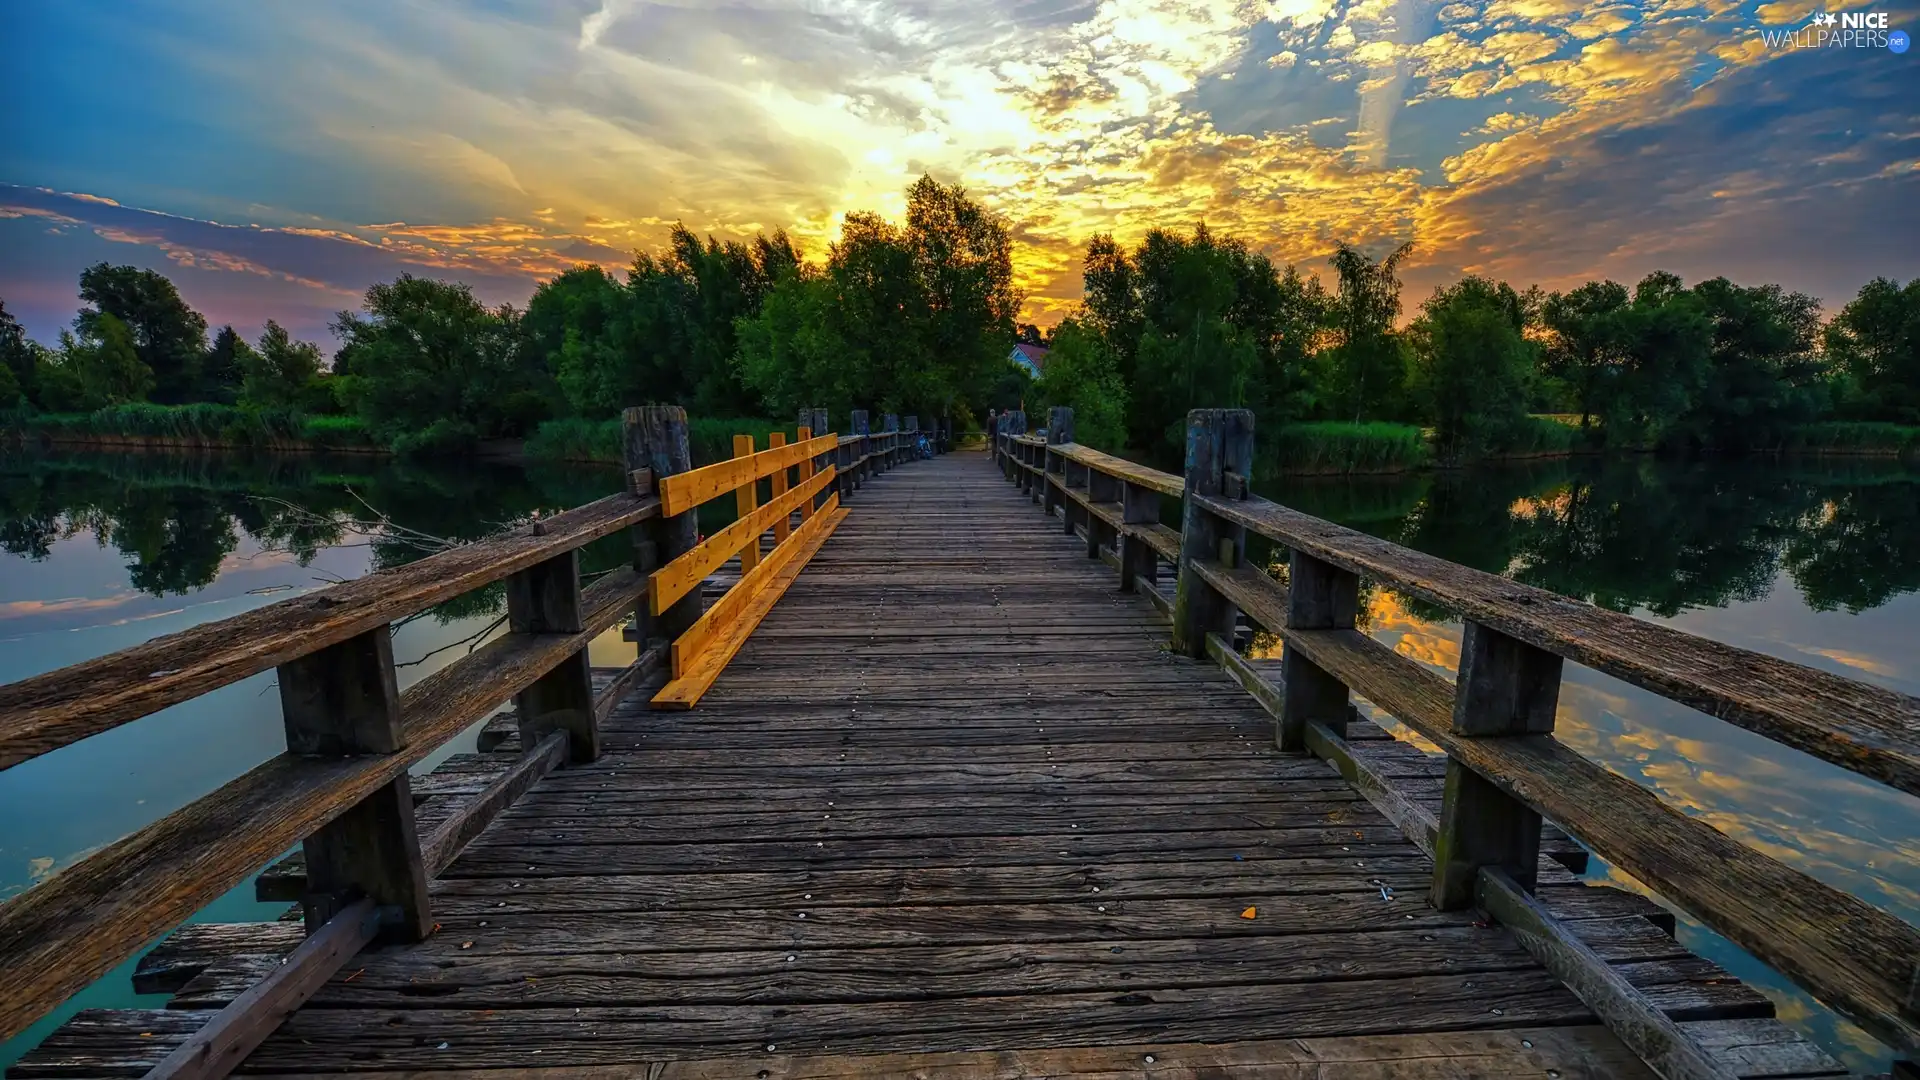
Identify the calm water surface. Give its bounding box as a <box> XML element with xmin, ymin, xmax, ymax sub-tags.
<box><xmin>0</xmin><ymin>450</ymin><xmax>1915</xmax><ymax>1069</ymax></box>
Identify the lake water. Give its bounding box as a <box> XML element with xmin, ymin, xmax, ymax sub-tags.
<box><xmin>0</xmin><ymin>449</ymin><xmax>1915</xmax><ymax>1070</ymax></box>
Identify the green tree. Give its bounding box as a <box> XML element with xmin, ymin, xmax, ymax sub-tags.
<box><xmin>1540</xmin><ymin>280</ymin><xmax>1631</xmax><ymax>430</ymax></box>
<box><xmin>332</xmin><ymin>276</ymin><xmax>547</xmax><ymax>453</ymax></box>
<box><xmin>1594</xmin><ymin>272</ymin><xmax>1712</xmax><ymax>447</ymax></box>
<box><xmin>1408</xmin><ymin>277</ymin><xmax>1536</xmax><ymax>458</ymax></box>
<box><xmin>42</xmin><ymin>312</ymin><xmax>154</xmax><ymax>410</ymax></box>
<box><xmin>75</xmin><ymin>263</ymin><xmax>208</xmax><ymax>403</ymax></box>
<box><xmin>1675</xmin><ymin>278</ymin><xmax>1825</xmax><ymax>449</ymax></box>
<box><xmin>735</xmin><ymin>270</ymin><xmax>850</xmax><ymax>416</ymax></box>
<box><xmin>241</xmin><ymin>320</ymin><xmax>323</xmax><ymax>410</ymax></box>
<box><xmin>200</xmin><ymin>326</ymin><xmax>249</xmax><ymax>404</ymax></box>
<box><xmin>1824</xmin><ymin>276</ymin><xmax>1920</xmax><ymax>423</ymax></box>
<box><xmin>1032</xmin><ymin>317</ymin><xmax>1128</xmax><ymax>450</ymax></box>
<box><xmin>1325</xmin><ymin>242</ymin><xmax>1412</xmax><ymax>421</ymax></box>
<box><xmin>1</xmin><ymin>299</ymin><xmax>39</xmax><ymax>407</ymax></box>
<box><xmin>903</xmin><ymin>175</ymin><xmax>1020</xmax><ymax>417</ymax></box>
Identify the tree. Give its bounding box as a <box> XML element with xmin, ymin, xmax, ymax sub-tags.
<box><xmin>1325</xmin><ymin>242</ymin><xmax>1412</xmax><ymax>421</ymax></box>
<box><xmin>75</xmin><ymin>263</ymin><xmax>208</xmax><ymax>403</ymax></box>
<box><xmin>1017</xmin><ymin>323</ymin><xmax>1047</xmax><ymax>346</ymax></box>
<box><xmin>41</xmin><ymin>313</ymin><xmax>154</xmax><ymax>410</ymax></box>
<box><xmin>1825</xmin><ymin>276</ymin><xmax>1920</xmax><ymax>423</ymax></box>
<box><xmin>1540</xmin><ymin>280</ymin><xmax>1631</xmax><ymax>430</ymax></box>
<box><xmin>200</xmin><ymin>327</ymin><xmax>249</xmax><ymax>404</ymax></box>
<box><xmin>1596</xmin><ymin>272</ymin><xmax>1712</xmax><ymax>447</ymax></box>
<box><xmin>904</xmin><ymin>175</ymin><xmax>1021</xmax><ymax>416</ymax></box>
<box><xmin>1675</xmin><ymin>278</ymin><xmax>1824</xmax><ymax>449</ymax></box>
<box><xmin>240</xmin><ymin>320</ymin><xmax>323</xmax><ymax>410</ymax></box>
<box><xmin>1032</xmin><ymin>317</ymin><xmax>1128</xmax><ymax>450</ymax></box>
<box><xmin>332</xmin><ymin>276</ymin><xmax>546</xmax><ymax>453</ymax></box>
<box><xmin>1408</xmin><ymin>277</ymin><xmax>1536</xmax><ymax>458</ymax></box>
<box><xmin>1</xmin><ymin>299</ymin><xmax>38</xmax><ymax>408</ymax></box>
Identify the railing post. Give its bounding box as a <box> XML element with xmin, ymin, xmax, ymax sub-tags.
<box><xmin>733</xmin><ymin>434</ymin><xmax>762</xmax><ymax>572</ymax></box>
<box><xmin>625</xmin><ymin>405</ymin><xmax>700</xmax><ymax>644</ymax></box>
<box><xmin>1431</xmin><ymin>621</ymin><xmax>1563</xmax><ymax>909</ymax></box>
<box><xmin>768</xmin><ymin>431</ymin><xmax>791</xmax><ymax>543</ymax></box>
<box><xmin>905</xmin><ymin>415</ymin><xmax>918</xmax><ymax>462</ymax></box>
<box><xmin>506</xmin><ymin>547</ymin><xmax>598</xmax><ymax>762</ymax></box>
<box><xmin>1086</xmin><ymin>462</ymin><xmax>1119</xmax><ymax>562</ymax></box>
<box><xmin>883</xmin><ymin>414</ymin><xmax>899</xmax><ymax>470</ymax></box>
<box><xmin>852</xmin><ymin>410</ymin><xmax>871</xmax><ymax>485</ymax></box>
<box><xmin>1277</xmin><ymin>552</ymin><xmax>1359</xmax><ymax>752</ymax></box>
<box><xmin>1170</xmin><ymin>408</ymin><xmax>1253</xmax><ymax>658</ymax></box>
<box><xmin>276</xmin><ymin>626</ymin><xmax>430</xmax><ymax>940</ymax></box>
<box><xmin>1119</xmin><ymin>481</ymin><xmax>1161</xmax><ymax>592</ymax></box>
<box><xmin>1046</xmin><ymin>407</ymin><xmax>1073</xmax><ymax>520</ymax></box>
<box><xmin>808</xmin><ymin>408</ymin><xmax>831</xmax><ymax>510</ymax></box>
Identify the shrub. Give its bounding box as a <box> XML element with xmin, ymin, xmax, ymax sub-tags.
<box><xmin>1269</xmin><ymin>421</ymin><xmax>1430</xmax><ymax>473</ymax></box>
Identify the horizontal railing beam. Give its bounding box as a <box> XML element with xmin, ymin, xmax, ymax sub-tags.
<box><xmin>0</xmin><ymin>568</ymin><xmax>645</xmax><ymax>1041</ymax></box>
<box><xmin>0</xmin><ymin>491</ymin><xmax>661</xmax><ymax>772</ymax></box>
<box><xmin>649</xmin><ymin>465</ymin><xmax>836</xmax><ymax>615</ymax></box>
<box><xmin>1195</xmin><ymin>491</ymin><xmax>1920</xmax><ymax>797</ymax></box>
<box><xmin>656</xmin><ymin>433</ymin><xmax>837</xmax><ymax>517</ymax></box>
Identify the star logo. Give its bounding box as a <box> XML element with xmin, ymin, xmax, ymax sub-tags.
<box><xmin>1825</xmin><ymin>12</ymin><xmax>1840</xmax><ymax>24</ymax></box>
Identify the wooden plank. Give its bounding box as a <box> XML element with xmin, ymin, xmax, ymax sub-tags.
<box><xmin>768</xmin><ymin>431</ymin><xmax>792</xmax><ymax>542</ymax></box>
<box><xmin>0</xmin><ymin>490</ymin><xmax>659</xmax><ymax>771</ymax></box>
<box><xmin>650</xmin><ymin>465</ymin><xmax>835</xmax><ymax>616</ymax></box>
<box><xmin>666</xmin><ymin>490</ymin><xmax>843</xmax><ymax>678</ymax></box>
<box><xmin>1477</xmin><ymin>868</ymin><xmax>1736</xmax><ymax>1080</ymax></box>
<box><xmin>0</xmin><ymin>570</ymin><xmax>644</xmax><ymax>1042</ymax></box>
<box><xmin>141</xmin><ymin>899</ymin><xmax>382</xmax><ymax>1080</ymax></box>
<box><xmin>508</xmin><ymin>550</ymin><xmax>598</xmax><ymax>763</ymax></box>
<box><xmin>626</xmin><ymin>405</ymin><xmax>701</xmax><ymax>643</ymax></box>
<box><xmin>1278</xmin><ymin>623</ymin><xmax>1920</xmax><ymax>1057</ymax></box>
<box><xmin>418</xmin><ymin>732</ymin><xmax>568</xmax><ymax>875</ymax></box>
<box><xmin>1282</xmin><ymin>552</ymin><xmax>1356</xmax><ymax>753</ymax></box>
<box><xmin>1170</xmin><ymin>410</ymin><xmax>1252</xmax><ymax>658</ymax></box>
<box><xmin>654</xmin><ymin>502</ymin><xmax>848</xmax><ymax>708</ymax></box>
<box><xmin>1196</xmin><ymin>491</ymin><xmax>1920</xmax><ymax>796</ymax></box>
<box><xmin>733</xmin><ymin>434</ymin><xmax>762</xmax><ymax>573</ymax></box>
<box><xmin>133</xmin><ymin>925</ymin><xmax>305</xmax><ymax>996</ymax></box>
<box><xmin>657</xmin><ymin>433</ymin><xmax>837</xmax><ymax>516</ymax></box>
<box><xmin>1056</xmin><ymin>441</ymin><xmax>1184</xmax><ymax>498</ymax></box>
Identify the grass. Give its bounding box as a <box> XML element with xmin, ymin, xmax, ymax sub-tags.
<box><xmin>7</xmin><ymin>403</ymin><xmax>375</xmax><ymax>450</ymax></box>
<box><xmin>1501</xmin><ymin>415</ymin><xmax>1584</xmax><ymax>456</ymax></box>
<box><xmin>526</xmin><ymin>416</ymin><xmax>792</xmax><ymax>466</ymax></box>
<box><xmin>1785</xmin><ymin>421</ymin><xmax>1920</xmax><ymax>454</ymax></box>
<box><xmin>1269</xmin><ymin>421</ymin><xmax>1431</xmax><ymax>473</ymax></box>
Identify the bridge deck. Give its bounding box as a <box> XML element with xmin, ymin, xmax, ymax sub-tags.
<box><xmin>24</xmin><ymin>452</ymin><xmax>1842</xmax><ymax>1077</ymax></box>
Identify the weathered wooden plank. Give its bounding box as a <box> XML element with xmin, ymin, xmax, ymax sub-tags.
<box><xmin>1196</xmin><ymin>491</ymin><xmax>1920</xmax><ymax>796</ymax></box>
<box><xmin>133</xmin><ymin>924</ymin><xmax>306</xmax><ymax>996</ymax></box>
<box><xmin>0</xmin><ymin>490</ymin><xmax>659</xmax><ymax>771</ymax></box>
<box><xmin>656</xmin><ymin>432</ymin><xmax>837</xmax><ymax>516</ymax></box>
<box><xmin>1054</xmin><ymin>442</ymin><xmax>1184</xmax><ymax>498</ymax></box>
<box><xmin>418</xmin><ymin>731</ymin><xmax>568</xmax><ymax>875</ymax></box>
<box><xmin>142</xmin><ymin>899</ymin><xmax>382</xmax><ymax>1080</ymax></box>
<box><xmin>0</xmin><ymin>569</ymin><xmax>643</xmax><ymax>1042</ymax></box>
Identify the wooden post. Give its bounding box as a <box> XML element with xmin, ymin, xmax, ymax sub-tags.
<box><xmin>768</xmin><ymin>431</ymin><xmax>791</xmax><ymax>542</ymax></box>
<box><xmin>794</xmin><ymin>424</ymin><xmax>816</xmax><ymax>523</ymax></box>
<box><xmin>276</xmin><ymin>626</ymin><xmax>430</xmax><ymax>940</ymax></box>
<box><xmin>1431</xmin><ymin>621</ymin><xmax>1563</xmax><ymax>909</ymax></box>
<box><xmin>852</xmin><ymin>410</ymin><xmax>871</xmax><ymax>484</ymax></box>
<box><xmin>1119</xmin><ymin>480</ymin><xmax>1161</xmax><ymax>592</ymax></box>
<box><xmin>808</xmin><ymin>408</ymin><xmax>831</xmax><ymax>509</ymax></box>
<box><xmin>1170</xmin><ymin>409</ymin><xmax>1253</xmax><ymax>659</ymax></box>
<box><xmin>1086</xmin><ymin>465</ymin><xmax>1118</xmax><ymax>561</ymax></box>
<box><xmin>506</xmin><ymin>549</ymin><xmax>599</xmax><ymax>764</ymax></box>
<box><xmin>1046</xmin><ymin>407</ymin><xmax>1073</xmax><ymax>521</ymax></box>
<box><xmin>1277</xmin><ymin>552</ymin><xmax>1359</xmax><ymax>752</ymax></box>
<box><xmin>625</xmin><ymin>406</ymin><xmax>700</xmax><ymax>643</ymax></box>
<box><xmin>732</xmin><ymin>434</ymin><xmax>762</xmax><ymax>572</ymax></box>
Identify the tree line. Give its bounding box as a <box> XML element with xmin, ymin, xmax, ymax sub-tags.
<box><xmin>1033</xmin><ymin>225</ymin><xmax>1920</xmax><ymax>461</ymax></box>
<box><xmin>3</xmin><ymin>176</ymin><xmax>1916</xmax><ymax>461</ymax></box>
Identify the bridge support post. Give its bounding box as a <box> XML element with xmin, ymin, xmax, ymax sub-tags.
<box><xmin>1119</xmin><ymin>481</ymin><xmax>1161</xmax><ymax>592</ymax></box>
<box><xmin>625</xmin><ymin>405</ymin><xmax>701</xmax><ymax>645</ymax></box>
<box><xmin>905</xmin><ymin>415</ymin><xmax>918</xmax><ymax>462</ymax></box>
<box><xmin>883</xmin><ymin>414</ymin><xmax>899</xmax><ymax>470</ymax></box>
<box><xmin>767</xmin><ymin>431</ymin><xmax>791</xmax><ymax>543</ymax></box>
<box><xmin>806</xmin><ymin>408</ymin><xmax>832</xmax><ymax>511</ymax></box>
<box><xmin>507</xmin><ymin>548</ymin><xmax>599</xmax><ymax>764</ymax></box>
<box><xmin>1431</xmin><ymin>622</ymin><xmax>1562</xmax><ymax>909</ymax></box>
<box><xmin>276</xmin><ymin>626</ymin><xmax>431</xmax><ymax>941</ymax></box>
<box><xmin>1277</xmin><ymin>553</ymin><xmax>1358</xmax><ymax>753</ymax></box>
<box><xmin>1046</xmin><ymin>407</ymin><xmax>1073</xmax><ymax>523</ymax></box>
<box><xmin>852</xmin><ymin>410</ymin><xmax>871</xmax><ymax>486</ymax></box>
<box><xmin>1170</xmin><ymin>409</ymin><xmax>1253</xmax><ymax>659</ymax></box>
<box><xmin>1086</xmin><ymin>459</ymin><xmax>1118</xmax><ymax>561</ymax></box>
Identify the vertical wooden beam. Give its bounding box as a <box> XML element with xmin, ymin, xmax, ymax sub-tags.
<box><xmin>807</xmin><ymin>408</ymin><xmax>831</xmax><ymax>509</ymax></box>
<box><xmin>1119</xmin><ymin>480</ymin><xmax>1161</xmax><ymax>593</ymax></box>
<box><xmin>852</xmin><ymin>410</ymin><xmax>870</xmax><ymax>484</ymax></box>
<box><xmin>794</xmin><ymin>425</ymin><xmax>815</xmax><ymax>523</ymax></box>
<box><xmin>1046</xmin><ymin>407</ymin><xmax>1073</xmax><ymax>520</ymax></box>
<box><xmin>768</xmin><ymin>431</ymin><xmax>792</xmax><ymax>543</ymax></box>
<box><xmin>732</xmin><ymin>434</ymin><xmax>762</xmax><ymax>573</ymax></box>
<box><xmin>1277</xmin><ymin>551</ymin><xmax>1359</xmax><ymax>752</ymax></box>
<box><xmin>276</xmin><ymin>626</ymin><xmax>429</xmax><ymax>941</ymax></box>
<box><xmin>625</xmin><ymin>405</ymin><xmax>700</xmax><ymax>643</ymax></box>
<box><xmin>1170</xmin><ymin>409</ymin><xmax>1253</xmax><ymax>658</ymax></box>
<box><xmin>506</xmin><ymin>550</ymin><xmax>598</xmax><ymax>764</ymax></box>
<box><xmin>1431</xmin><ymin>621</ymin><xmax>1564</xmax><ymax>909</ymax></box>
<box><xmin>1087</xmin><ymin>466</ymin><xmax>1119</xmax><ymax>561</ymax></box>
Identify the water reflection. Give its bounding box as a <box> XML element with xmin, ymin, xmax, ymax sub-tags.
<box><xmin>1256</xmin><ymin>455</ymin><xmax>1920</xmax><ymax>1069</ymax></box>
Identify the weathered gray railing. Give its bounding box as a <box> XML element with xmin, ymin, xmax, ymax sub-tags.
<box><xmin>0</xmin><ymin>403</ymin><xmax>934</xmax><ymax>1073</ymax></box>
<box><xmin>991</xmin><ymin>406</ymin><xmax>1920</xmax><ymax>1078</ymax></box>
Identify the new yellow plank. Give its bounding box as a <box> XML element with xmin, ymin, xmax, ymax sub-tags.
<box><xmin>648</xmin><ymin>466</ymin><xmax>835</xmax><ymax>615</ymax></box>
<box><xmin>767</xmin><ymin>431</ymin><xmax>791</xmax><ymax>543</ymax></box>
<box><xmin>652</xmin><ymin>500</ymin><xmax>847</xmax><ymax>710</ymax></box>
<box><xmin>732</xmin><ymin>434</ymin><xmax>761</xmax><ymax>574</ymax></box>
<box><xmin>658</xmin><ymin>433</ymin><xmax>836</xmax><ymax>516</ymax></box>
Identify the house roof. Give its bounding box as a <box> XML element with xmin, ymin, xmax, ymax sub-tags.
<box><xmin>1012</xmin><ymin>343</ymin><xmax>1049</xmax><ymax>369</ymax></box>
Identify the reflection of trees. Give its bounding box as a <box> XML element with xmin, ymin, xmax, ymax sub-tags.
<box><xmin>0</xmin><ymin>451</ymin><xmax>623</xmax><ymax>606</ymax></box>
<box><xmin>1783</xmin><ymin>474</ymin><xmax>1920</xmax><ymax>613</ymax></box>
<box><xmin>1259</xmin><ymin>456</ymin><xmax>1920</xmax><ymax>618</ymax></box>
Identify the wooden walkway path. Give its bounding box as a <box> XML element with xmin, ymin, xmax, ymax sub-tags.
<box><xmin>9</xmin><ymin>451</ymin><xmax>1863</xmax><ymax>1078</ymax></box>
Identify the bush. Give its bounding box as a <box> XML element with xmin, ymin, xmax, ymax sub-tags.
<box><xmin>525</xmin><ymin>416</ymin><xmax>790</xmax><ymax>466</ymax></box>
<box><xmin>1269</xmin><ymin>421</ymin><xmax>1430</xmax><ymax>473</ymax></box>
<box><xmin>300</xmin><ymin>414</ymin><xmax>376</xmax><ymax>448</ymax></box>
<box><xmin>1501</xmin><ymin>415</ymin><xmax>1582</xmax><ymax>456</ymax></box>
<box><xmin>1787</xmin><ymin>421</ymin><xmax>1920</xmax><ymax>453</ymax></box>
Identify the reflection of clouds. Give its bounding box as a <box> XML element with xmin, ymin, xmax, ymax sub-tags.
<box><xmin>0</xmin><ymin>594</ymin><xmax>142</xmax><ymax>622</ymax></box>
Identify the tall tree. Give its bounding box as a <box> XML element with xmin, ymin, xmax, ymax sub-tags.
<box><xmin>1031</xmin><ymin>317</ymin><xmax>1128</xmax><ymax>451</ymax></box>
<box><xmin>0</xmin><ymin>300</ymin><xmax>37</xmax><ymax>408</ymax></box>
<box><xmin>1825</xmin><ymin>276</ymin><xmax>1920</xmax><ymax>423</ymax></box>
<box><xmin>43</xmin><ymin>313</ymin><xmax>154</xmax><ymax>410</ymax></box>
<box><xmin>241</xmin><ymin>320</ymin><xmax>323</xmax><ymax>410</ymax></box>
<box><xmin>1675</xmin><ymin>277</ymin><xmax>1824</xmax><ymax>448</ymax></box>
<box><xmin>75</xmin><ymin>263</ymin><xmax>208</xmax><ymax>403</ymax></box>
<box><xmin>1540</xmin><ymin>280</ymin><xmax>1631</xmax><ymax>430</ymax></box>
<box><xmin>903</xmin><ymin>175</ymin><xmax>1020</xmax><ymax>416</ymax></box>
<box><xmin>1408</xmin><ymin>276</ymin><xmax>1537</xmax><ymax>458</ymax></box>
<box><xmin>1325</xmin><ymin>242</ymin><xmax>1412</xmax><ymax>421</ymax></box>
<box><xmin>201</xmin><ymin>326</ymin><xmax>249</xmax><ymax>405</ymax></box>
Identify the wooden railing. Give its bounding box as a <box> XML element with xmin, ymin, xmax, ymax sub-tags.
<box><xmin>0</xmin><ymin>404</ymin><xmax>933</xmax><ymax>1068</ymax></box>
<box><xmin>992</xmin><ymin>406</ymin><xmax>1920</xmax><ymax>1077</ymax></box>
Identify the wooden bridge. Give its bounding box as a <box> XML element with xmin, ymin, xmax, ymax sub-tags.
<box><xmin>2</xmin><ymin>405</ymin><xmax>1917</xmax><ymax>1079</ymax></box>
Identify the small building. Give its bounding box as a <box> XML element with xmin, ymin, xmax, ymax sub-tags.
<box><xmin>1009</xmin><ymin>342</ymin><xmax>1049</xmax><ymax>379</ymax></box>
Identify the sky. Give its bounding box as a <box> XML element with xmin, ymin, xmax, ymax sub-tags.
<box><xmin>1</xmin><ymin>0</ymin><xmax>1916</xmax><ymax>349</ymax></box>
